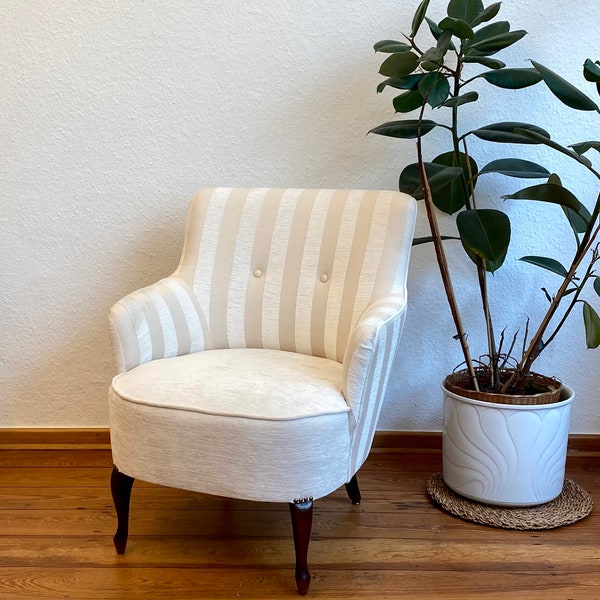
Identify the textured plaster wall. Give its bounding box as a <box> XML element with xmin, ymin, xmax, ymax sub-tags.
<box><xmin>1</xmin><ymin>1</ymin><xmax>598</xmax><ymax>431</ymax></box>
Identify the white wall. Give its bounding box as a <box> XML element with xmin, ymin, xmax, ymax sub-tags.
<box><xmin>1</xmin><ymin>1</ymin><xmax>598</xmax><ymax>431</ymax></box>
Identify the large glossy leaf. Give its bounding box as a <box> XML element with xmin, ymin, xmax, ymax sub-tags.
<box><xmin>583</xmin><ymin>59</ymin><xmax>600</xmax><ymax>82</ymax></box>
<box><xmin>472</xmin><ymin>122</ymin><xmax>550</xmax><ymax>144</ymax></box>
<box><xmin>470</xmin><ymin>30</ymin><xmax>526</xmax><ymax>55</ymax></box>
<box><xmin>594</xmin><ymin>276</ymin><xmax>600</xmax><ymax>297</ymax></box>
<box><xmin>471</xmin><ymin>20</ymin><xmax>510</xmax><ymax>42</ymax></box>
<box><xmin>428</xmin><ymin>151</ymin><xmax>478</xmax><ymax>214</ymax></box>
<box><xmin>532</xmin><ymin>60</ymin><xmax>599</xmax><ymax>112</ymax></box>
<box><xmin>481</xmin><ymin>68</ymin><xmax>542</xmax><ymax>89</ymax></box>
<box><xmin>503</xmin><ymin>182</ymin><xmax>588</xmax><ymax>216</ymax></box>
<box><xmin>570</xmin><ymin>141</ymin><xmax>600</xmax><ymax>155</ymax></box>
<box><xmin>411</xmin><ymin>0</ymin><xmax>431</xmax><ymax>38</ymax></box>
<box><xmin>376</xmin><ymin>74</ymin><xmax>424</xmax><ymax>93</ymax></box>
<box><xmin>399</xmin><ymin>162</ymin><xmax>463</xmax><ymax>202</ymax></box>
<box><xmin>379</xmin><ymin>52</ymin><xmax>420</xmax><ymax>78</ymax></box>
<box><xmin>418</xmin><ymin>72</ymin><xmax>450</xmax><ymax>107</ymax></box>
<box><xmin>520</xmin><ymin>256</ymin><xmax>568</xmax><ymax>277</ymax></box>
<box><xmin>563</xmin><ymin>203</ymin><xmax>592</xmax><ymax>236</ymax></box>
<box><xmin>583</xmin><ymin>302</ymin><xmax>600</xmax><ymax>349</ymax></box>
<box><xmin>584</xmin><ymin>59</ymin><xmax>600</xmax><ymax>95</ymax></box>
<box><xmin>369</xmin><ymin>119</ymin><xmax>438</xmax><ymax>139</ymax></box>
<box><xmin>439</xmin><ymin>16</ymin><xmax>474</xmax><ymax>39</ymax></box>
<box><xmin>393</xmin><ymin>90</ymin><xmax>426</xmax><ymax>113</ymax></box>
<box><xmin>374</xmin><ymin>40</ymin><xmax>412</xmax><ymax>53</ymax></box>
<box><xmin>447</xmin><ymin>0</ymin><xmax>483</xmax><ymax>25</ymax></box>
<box><xmin>479</xmin><ymin>158</ymin><xmax>549</xmax><ymax>178</ymax></box>
<box><xmin>442</xmin><ymin>91</ymin><xmax>479</xmax><ymax>108</ymax></box>
<box><xmin>419</xmin><ymin>47</ymin><xmax>445</xmax><ymax>71</ymax></box>
<box><xmin>457</xmin><ymin>208</ymin><xmax>511</xmax><ymax>272</ymax></box>
<box><xmin>463</xmin><ymin>55</ymin><xmax>505</xmax><ymax>69</ymax></box>
<box><xmin>471</xmin><ymin>2</ymin><xmax>501</xmax><ymax>27</ymax></box>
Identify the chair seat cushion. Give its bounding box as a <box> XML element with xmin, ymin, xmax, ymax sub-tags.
<box><xmin>111</xmin><ymin>348</ymin><xmax>348</xmax><ymax>422</ymax></box>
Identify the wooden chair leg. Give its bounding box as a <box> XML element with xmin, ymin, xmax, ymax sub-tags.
<box><xmin>110</xmin><ymin>465</ymin><xmax>135</xmax><ymax>554</ymax></box>
<box><xmin>289</xmin><ymin>497</ymin><xmax>313</xmax><ymax>595</ymax></box>
<box><xmin>345</xmin><ymin>474</ymin><xmax>361</xmax><ymax>505</ymax></box>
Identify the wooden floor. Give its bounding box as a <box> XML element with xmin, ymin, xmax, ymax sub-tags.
<box><xmin>0</xmin><ymin>447</ymin><xmax>599</xmax><ymax>599</ymax></box>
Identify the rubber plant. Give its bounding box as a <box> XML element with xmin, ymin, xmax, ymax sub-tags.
<box><xmin>370</xmin><ymin>0</ymin><xmax>600</xmax><ymax>395</ymax></box>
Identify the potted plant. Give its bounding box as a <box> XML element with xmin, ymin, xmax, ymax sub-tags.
<box><xmin>370</xmin><ymin>0</ymin><xmax>600</xmax><ymax>506</ymax></box>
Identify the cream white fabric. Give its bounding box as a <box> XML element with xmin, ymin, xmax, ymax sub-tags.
<box><xmin>108</xmin><ymin>188</ymin><xmax>417</xmax><ymax>503</ymax></box>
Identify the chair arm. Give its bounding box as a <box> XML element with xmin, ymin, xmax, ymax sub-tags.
<box><xmin>342</xmin><ymin>294</ymin><xmax>408</xmax><ymax>473</ymax></box>
<box><xmin>108</xmin><ymin>276</ymin><xmax>211</xmax><ymax>373</ymax></box>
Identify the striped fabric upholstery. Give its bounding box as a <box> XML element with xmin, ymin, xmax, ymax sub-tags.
<box><xmin>108</xmin><ymin>187</ymin><xmax>417</xmax><ymax>490</ymax></box>
<box><xmin>175</xmin><ymin>187</ymin><xmax>415</xmax><ymax>361</ymax></box>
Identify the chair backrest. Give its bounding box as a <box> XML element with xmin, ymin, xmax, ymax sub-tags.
<box><xmin>174</xmin><ymin>188</ymin><xmax>416</xmax><ymax>363</ymax></box>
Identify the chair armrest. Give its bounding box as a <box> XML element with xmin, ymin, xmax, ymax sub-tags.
<box><xmin>108</xmin><ymin>276</ymin><xmax>211</xmax><ymax>373</ymax></box>
<box><xmin>342</xmin><ymin>294</ymin><xmax>408</xmax><ymax>472</ymax></box>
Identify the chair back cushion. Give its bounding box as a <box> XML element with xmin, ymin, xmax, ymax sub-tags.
<box><xmin>175</xmin><ymin>188</ymin><xmax>416</xmax><ymax>362</ymax></box>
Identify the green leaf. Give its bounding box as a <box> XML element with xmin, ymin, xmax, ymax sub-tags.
<box><xmin>472</xmin><ymin>122</ymin><xmax>550</xmax><ymax>144</ymax></box>
<box><xmin>393</xmin><ymin>90</ymin><xmax>426</xmax><ymax>113</ymax></box>
<box><xmin>583</xmin><ymin>302</ymin><xmax>600</xmax><ymax>349</ymax></box>
<box><xmin>439</xmin><ymin>16</ymin><xmax>474</xmax><ymax>40</ymax></box>
<box><xmin>457</xmin><ymin>208</ymin><xmax>511</xmax><ymax>272</ymax></box>
<box><xmin>532</xmin><ymin>60</ymin><xmax>600</xmax><ymax>112</ymax></box>
<box><xmin>514</xmin><ymin>128</ymin><xmax>594</xmax><ymax>168</ymax></box>
<box><xmin>374</xmin><ymin>40</ymin><xmax>412</xmax><ymax>53</ymax></box>
<box><xmin>594</xmin><ymin>277</ymin><xmax>600</xmax><ymax>297</ymax></box>
<box><xmin>569</xmin><ymin>141</ymin><xmax>600</xmax><ymax>155</ymax></box>
<box><xmin>479</xmin><ymin>158</ymin><xmax>550</xmax><ymax>178</ymax></box>
<box><xmin>583</xmin><ymin>59</ymin><xmax>600</xmax><ymax>83</ymax></box>
<box><xmin>379</xmin><ymin>52</ymin><xmax>420</xmax><ymax>78</ymax></box>
<box><xmin>462</xmin><ymin>55</ymin><xmax>506</xmax><ymax>69</ymax></box>
<box><xmin>470</xmin><ymin>30</ymin><xmax>527</xmax><ymax>54</ymax></box>
<box><xmin>419</xmin><ymin>47</ymin><xmax>445</xmax><ymax>71</ymax></box>
<box><xmin>447</xmin><ymin>0</ymin><xmax>484</xmax><ymax>25</ymax></box>
<box><xmin>411</xmin><ymin>0</ymin><xmax>431</xmax><ymax>38</ymax></box>
<box><xmin>399</xmin><ymin>162</ymin><xmax>463</xmax><ymax>202</ymax></box>
<box><xmin>418</xmin><ymin>72</ymin><xmax>450</xmax><ymax>108</ymax></box>
<box><xmin>563</xmin><ymin>204</ymin><xmax>592</xmax><ymax>236</ymax></box>
<box><xmin>471</xmin><ymin>2</ymin><xmax>501</xmax><ymax>27</ymax></box>
<box><xmin>369</xmin><ymin>119</ymin><xmax>438</xmax><ymax>139</ymax></box>
<box><xmin>519</xmin><ymin>256</ymin><xmax>568</xmax><ymax>277</ymax></box>
<box><xmin>481</xmin><ymin>68</ymin><xmax>542</xmax><ymax>89</ymax></box>
<box><xmin>471</xmin><ymin>20</ymin><xmax>510</xmax><ymax>42</ymax></box>
<box><xmin>376</xmin><ymin>74</ymin><xmax>425</xmax><ymax>94</ymax></box>
<box><xmin>503</xmin><ymin>183</ymin><xmax>588</xmax><ymax>216</ymax></box>
<box><xmin>433</xmin><ymin>151</ymin><xmax>478</xmax><ymax>214</ymax></box>
<box><xmin>441</xmin><ymin>91</ymin><xmax>479</xmax><ymax>108</ymax></box>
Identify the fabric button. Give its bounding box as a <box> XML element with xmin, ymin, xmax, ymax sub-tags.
<box><xmin>320</xmin><ymin>274</ymin><xmax>329</xmax><ymax>283</ymax></box>
<box><xmin>253</xmin><ymin>269</ymin><xmax>262</xmax><ymax>278</ymax></box>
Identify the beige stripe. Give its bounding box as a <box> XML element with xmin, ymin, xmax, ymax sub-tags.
<box><xmin>109</xmin><ymin>304</ymin><xmax>140</xmax><ymax>372</ymax></box>
<box><xmin>209</xmin><ymin>189</ymin><xmax>248</xmax><ymax>348</ymax></box>
<box><xmin>278</xmin><ymin>189</ymin><xmax>319</xmax><ymax>353</ymax></box>
<box><xmin>335</xmin><ymin>193</ymin><xmax>377</xmax><ymax>362</ymax></box>
<box><xmin>175</xmin><ymin>189</ymin><xmax>213</xmax><ymax>283</ymax></box>
<box><xmin>309</xmin><ymin>190</ymin><xmax>347</xmax><ymax>359</ymax></box>
<box><xmin>244</xmin><ymin>189</ymin><xmax>284</xmax><ymax>348</ymax></box>
<box><xmin>155</xmin><ymin>281</ymin><xmax>192</xmax><ymax>356</ymax></box>
<box><xmin>133</xmin><ymin>290</ymin><xmax>165</xmax><ymax>361</ymax></box>
<box><xmin>370</xmin><ymin>192</ymin><xmax>415</xmax><ymax>301</ymax></box>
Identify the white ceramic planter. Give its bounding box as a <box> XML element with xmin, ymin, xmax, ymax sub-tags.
<box><xmin>442</xmin><ymin>383</ymin><xmax>574</xmax><ymax>507</ymax></box>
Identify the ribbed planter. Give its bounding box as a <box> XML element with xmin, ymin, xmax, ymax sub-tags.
<box><xmin>442</xmin><ymin>378</ymin><xmax>574</xmax><ymax>507</ymax></box>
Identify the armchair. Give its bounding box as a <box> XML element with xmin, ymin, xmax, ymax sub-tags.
<box><xmin>108</xmin><ymin>187</ymin><xmax>417</xmax><ymax>594</ymax></box>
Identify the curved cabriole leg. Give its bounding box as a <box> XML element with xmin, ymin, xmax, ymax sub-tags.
<box><xmin>110</xmin><ymin>465</ymin><xmax>135</xmax><ymax>554</ymax></box>
<box><xmin>289</xmin><ymin>497</ymin><xmax>313</xmax><ymax>595</ymax></box>
<box><xmin>345</xmin><ymin>474</ymin><xmax>361</xmax><ymax>505</ymax></box>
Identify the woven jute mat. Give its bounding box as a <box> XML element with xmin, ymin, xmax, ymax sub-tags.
<box><xmin>427</xmin><ymin>473</ymin><xmax>593</xmax><ymax>530</ymax></box>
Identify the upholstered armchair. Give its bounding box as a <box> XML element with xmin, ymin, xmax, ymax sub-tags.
<box><xmin>108</xmin><ymin>187</ymin><xmax>417</xmax><ymax>595</ymax></box>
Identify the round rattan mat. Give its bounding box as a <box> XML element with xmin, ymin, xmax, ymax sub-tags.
<box><xmin>427</xmin><ymin>473</ymin><xmax>593</xmax><ymax>530</ymax></box>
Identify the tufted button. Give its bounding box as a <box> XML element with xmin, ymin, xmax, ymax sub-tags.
<box><xmin>253</xmin><ymin>269</ymin><xmax>262</xmax><ymax>278</ymax></box>
<box><xmin>320</xmin><ymin>273</ymin><xmax>329</xmax><ymax>283</ymax></box>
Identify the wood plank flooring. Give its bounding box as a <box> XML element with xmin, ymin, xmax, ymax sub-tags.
<box><xmin>0</xmin><ymin>447</ymin><xmax>598</xmax><ymax>599</ymax></box>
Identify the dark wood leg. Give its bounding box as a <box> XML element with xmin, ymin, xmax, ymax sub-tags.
<box><xmin>345</xmin><ymin>474</ymin><xmax>361</xmax><ymax>505</ymax></box>
<box><xmin>110</xmin><ymin>465</ymin><xmax>135</xmax><ymax>554</ymax></box>
<box><xmin>289</xmin><ymin>497</ymin><xmax>313</xmax><ymax>595</ymax></box>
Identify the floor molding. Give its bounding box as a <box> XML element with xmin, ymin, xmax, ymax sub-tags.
<box><xmin>1</xmin><ymin>428</ymin><xmax>599</xmax><ymax>454</ymax></box>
